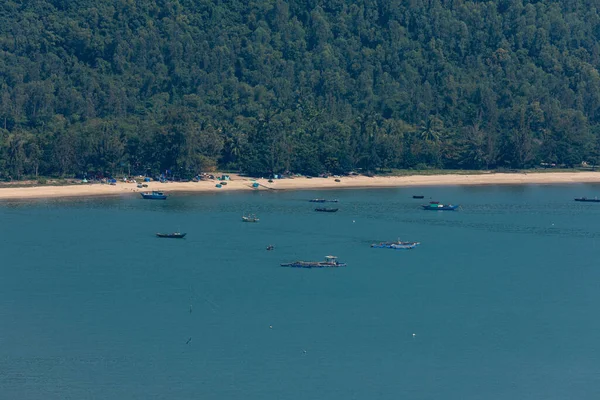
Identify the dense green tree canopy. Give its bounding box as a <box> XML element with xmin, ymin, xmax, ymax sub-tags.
<box><xmin>2</xmin><ymin>0</ymin><xmax>600</xmax><ymax>178</ymax></box>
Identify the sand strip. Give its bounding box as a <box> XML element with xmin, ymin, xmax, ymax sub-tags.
<box><xmin>0</xmin><ymin>172</ymin><xmax>599</xmax><ymax>200</ymax></box>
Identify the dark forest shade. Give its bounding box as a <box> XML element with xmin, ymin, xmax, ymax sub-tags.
<box><xmin>2</xmin><ymin>1</ymin><xmax>600</xmax><ymax>179</ymax></box>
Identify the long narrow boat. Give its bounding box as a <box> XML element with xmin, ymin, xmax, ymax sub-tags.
<box><xmin>371</xmin><ymin>240</ymin><xmax>420</xmax><ymax>250</ymax></box>
<box><xmin>574</xmin><ymin>197</ymin><xmax>600</xmax><ymax>202</ymax></box>
<box><xmin>315</xmin><ymin>207</ymin><xmax>339</xmax><ymax>212</ymax></box>
<box><xmin>281</xmin><ymin>255</ymin><xmax>346</xmax><ymax>268</ymax></box>
<box><xmin>421</xmin><ymin>202</ymin><xmax>459</xmax><ymax>210</ymax></box>
<box><xmin>156</xmin><ymin>232</ymin><xmax>186</xmax><ymax>238</ymax></box>
<box><xmin>309</xmin><ymin>199</ymin><xmax>339</xmax><ymax>203</ymax></box>
<box><xmin>141</xmin><ymin>191</ymin><xmax>168</xmax><ymax>200</ymax></box>
<box><xmin>242</xmin><ymin>214</ymin><xmax>259</xmax><ymax>222</ymax></box>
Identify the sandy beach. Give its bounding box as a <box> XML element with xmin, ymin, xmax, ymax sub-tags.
<box><xmin>1</xmin><ymin>171</ymin><xmax>599</xmax><ymax>200</ymax></box>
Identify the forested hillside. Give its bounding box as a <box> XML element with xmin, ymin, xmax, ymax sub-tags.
<box><xmin>2</xmin><ymin>0</ymin><xmax>600</xmax><ymax>179</ymax></box>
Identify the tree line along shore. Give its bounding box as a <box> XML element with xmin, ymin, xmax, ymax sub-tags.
<box><xmin>2</xmin><ymin>1</ymin><xmax>600</xmax><ymax>181</ymax></box>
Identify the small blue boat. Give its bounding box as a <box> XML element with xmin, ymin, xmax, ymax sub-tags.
<box><xmin>421</xmin><ymin>201</ymin><xmax>458</xmax><ymax>210</ymax></box>
<box><xmin>140</xmin><ymin>191</ymin><xmax>168</xmax><ymax>200</ymax></box>
<box><xmin>281</xmin><ymin>255</ymin><xmax>346</xmax><ymax>268</ymax></box>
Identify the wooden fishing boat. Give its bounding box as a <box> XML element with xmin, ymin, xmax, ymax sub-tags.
<box><xmin>315</xmin><ymin>207</ymin><xmax>338</xmax><ymax>212</ymax></box>
<box><xmin>412</xmin><ymin>195</ymin><xmax>425</xmax><ymax>199</ymax></box>
<box><xmin>281</xmin><ymin>255</ymin><xmax>346</xmax><ymax>268</ymax></box>
<box><xmin>574</xmin><ymin>197</ymin><xmax>600</xmax><ymax>202</ymax></box>
<box><xmin>309</xmin><ymin>199</ymin><xmax>338</xmax><ymax>203</ymax></box>
<box><xmin>371</xmin><ymin>240</ymin><xmax>420</xmax><ymax>250</ymax></box>
<box><xmin>156</xmin><ymin>232</ymin><xmax>186</xmax><ymax>238</ymax></box>
<box><xmin>242</xmin><ymin>214</ymin><xmax>259</xmax><ymax>222</ymax></box>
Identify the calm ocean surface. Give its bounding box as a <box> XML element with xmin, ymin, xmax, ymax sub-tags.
<box><xmin>1</xmin><ymin>184</ymin><xmax>600</xmax><ymax>399</ymax></box>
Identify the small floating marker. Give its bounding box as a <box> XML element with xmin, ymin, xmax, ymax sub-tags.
<box><xmin>189</xmin><ymin>304</ymin><xmax>193</xmax><ymax>314</ymax></box>
<box><xmin>302</xmin><ymin>349</ymin><xmax>307</xmax><ymax>354</ymax></box>
<box><xmin>412</xmin><ymin>333</ymin><xmax>416</xmax><ymax>337</ymax></box>
<box><xmin>352</xmin><ymin>220</ymin><xmax>356</xmax><ymax>223</ymax></box>
<box><xmin>269</xmin><ymin>325</ymin><xmax>273</xmax><ymax>329</ymax></box>
<box><xmin>186</xmin><ymin>337</ymin><xmax>192</xmax><ymax>345</ymax></box>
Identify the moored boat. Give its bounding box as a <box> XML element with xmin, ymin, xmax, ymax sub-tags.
<box><xmin>281</xmin><ymin>255</ymin><xmax>346</xmax><ymax>268</ymax></box>
<box><xmin>141</xmin><ymin>191</ymin><xmax>168</xmax><ymax>200</ymax></box>
<box><xmin>242</xmin><ymin>214</ymin><xmax>259</xmax><ymax>222</ymax></box>
<box><xmin>371</xmin><ymin>240</ymin><xmax>420</xmax><ymax>249</ymax></box>
<box><xmin>315</xmin><ymin>207</ymin><xmax>338</xmax><ymax>212</ymax></box>
<box><xmin>421</xmin><ymin>201</ymin><xmax>459</xmax><ymax>210</ymax></box>
<box><xmin>156</xmin><ymin>232</ymin><xmax>186</xmax><ymax>238</ymax></box>
<box><xmin>574</xmin><ymin>197</ymin><xmax>600</xmax><ymax>202</ymax></box>
<box><xmin>412</xmin><ymin>195</ymin><xmax>425</xmax><ymax>199</ymax></box>
<box><xmin>309</xmin><ymin>198</ymin><xmax>339</xmax><ymax>203</ymax></box>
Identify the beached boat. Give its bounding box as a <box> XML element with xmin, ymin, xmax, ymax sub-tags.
<box><xmin>309</xmin><ymin>199</ymin><xmax>339</xmax><ymax>203</ymax></box>
<box><xmin>421</xmin><ymin>202</ymin><xmax>459</xmax><ymax>210</ymax></box>
<box><xmin>281</xmin><ymin>255</ymin><xmax>347</xmax><ymax>268</ymax></box>
<box><xmin>371</xmin><ymin>240</ymin><xmax>420</xmax><ymax>250</ymax></box>
<box><xmin>315</xmin><ymin>207</ymin><xmax>338</xmax><ymax>212</ymax></box>
<box><xmin>140</xmin><ymin>191</ymin><xmax>167</xmax><ymax>200</ymax></box>
<box><xmin>574</xmin><ymin>197</ymin><xmax>600</xmax><ymax>202</ymax></box>
<box><xmin>242</xmin><ymin>214</ymin><xmax>259</xmax><ymax>222</ymax></box>
<box><xmin>156</xmin><ymin>232</ymin><xmax>186</xmax><ymax>238</ymax></box>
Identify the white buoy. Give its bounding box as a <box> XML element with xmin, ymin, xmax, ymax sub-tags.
<box><xmin>412</xmin><ymin>333</ymin><xmax>416</xmax><ymax>337</ymax></box>
<box><xmin>352</xmin><ymin>220</ymin><xmax>356</xmax><ymax>223</ymax></box>
<box><xmin>269</xmin><ymin>325</ymin><xmax>273</xmax><ymax>329</ymax></box>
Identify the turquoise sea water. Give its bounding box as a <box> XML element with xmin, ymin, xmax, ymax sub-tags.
<box><xmin>1</xmin><ymin>185</ymin><xmax>600</xmax><ymax>399</ymax></box>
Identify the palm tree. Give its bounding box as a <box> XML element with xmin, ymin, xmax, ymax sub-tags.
<box><xmin>419</xmin><ymin>116</ymin><xmax>444</xmax><ymax>143</ymax></box>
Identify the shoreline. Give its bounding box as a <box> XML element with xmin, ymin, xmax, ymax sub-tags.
<box><xmin>1</xmin><ymin>171</ymin><xmax>600</xmax><ymax>201</ymax></box>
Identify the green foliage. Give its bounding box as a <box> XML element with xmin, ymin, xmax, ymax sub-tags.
<box><xmin>1</xmin><ymin>0</ymin><xmax>600</xmax><ymax>177</ymax></box>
